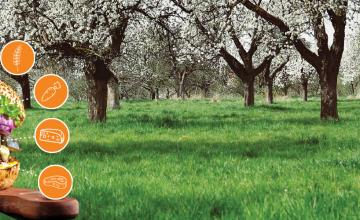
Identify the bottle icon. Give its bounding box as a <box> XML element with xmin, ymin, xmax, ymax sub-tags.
<box><xmin>41</xmin><ymin>81</ymin><xmax>61</xmax><ymax>102</ymax></box>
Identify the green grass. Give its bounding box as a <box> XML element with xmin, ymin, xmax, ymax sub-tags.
<box><xmin>1</xmin><ymin>98</ymin><xmax>360</xmax><ymax>219</ymax></box>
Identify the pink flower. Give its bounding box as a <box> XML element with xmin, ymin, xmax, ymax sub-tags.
<box><xmin>0</xmin><ymin>115</ymin><xmax>15</xmax><ymax>136</ymax></box>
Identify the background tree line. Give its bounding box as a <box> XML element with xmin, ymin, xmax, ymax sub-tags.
<box><xmin>0</xmin><ymin>0</ymin><xmax>359</xmax><ymax>122</ymax></box>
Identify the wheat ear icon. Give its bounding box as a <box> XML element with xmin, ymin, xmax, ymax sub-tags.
<box><xmin>13</xmin><ymin>46</ymin><xmax>22</xmax><ymax>73</ymax></box>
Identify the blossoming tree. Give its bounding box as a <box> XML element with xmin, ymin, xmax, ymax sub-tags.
<box><xmin>263</xmin><ymin>52</ymin><xmax>289</xmax><ymax>104</ymax></box>
<box><xmin>172</xmin><ymin>0</ymin><xmax>287</xmax><ymax>106</ymax></box>
<box><xmin>0</xmin><ymin>0</ymin><xmax>175</xmax><ymax>121</ymax></box>
<box><xmin>341</xmin><ymin>30</ymin><xmax>360</xmax><ymax>95</ymax></box>
<box><xmin>240</xmin><ymin>0</ymin><xmax>360</xmax><ymax>119</ymax></box>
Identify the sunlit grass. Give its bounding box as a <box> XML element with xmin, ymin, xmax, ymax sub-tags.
<box><xmin>1</xmin><ymin>98</ymin><xmax>359</xmax><ymax>219</ymax></box>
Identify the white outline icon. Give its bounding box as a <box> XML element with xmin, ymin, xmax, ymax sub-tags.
<box><xmin>13</xmin><ymin>45</ymin><xmax>22</xmax><ymax>73</ymax></box>
<box><xmin>39</xmin><ymin>129</ymin><xmax>65</xmax><ymax>144</ymax></box>
<box><xmin>43</xmin><ymin>175</ymin><xmax>68</xmax><ymax>190</ymax></box>
<box><xmin>41</xmin><ymin>81</ymin><xmax>62</xmax><ymax>102</ymax></box>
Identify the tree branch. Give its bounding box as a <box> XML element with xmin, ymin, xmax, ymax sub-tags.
<box><xmin>241</xmin><ymin>0</ymin><xmax>321</xmax><ymax>70</ymax></box>
<box><xmin>313</xmin><ymin>14</ymin><xmax>329</xmax><ymax>58</ymax></box>
<box><xmin>219</xmin><ymin>47</ymin><xmax>247</xmax><ymax>80</ymax></box>
<box><xmin>170</xmin><ymin>0</ymin><xmax>193</xmax><ymax>14</ymax></box>
<box><xmin>254</xmin><ymin>55</ymin><xmax>273</xmax><ymax>76</ymax></box>
<box><xmin>327</xmin><ymin>9</ymin><xmax>346</xmax><ymax>57</ymax></box>
<box><xmin>270</xmin><ymin>57</ymin><xmax>289</xmax><ymax>79</ymax></box>
<box><xmin>230</xmin><ymin>34</ymin><xmax>248</xmax><ymax>63</ymax></box>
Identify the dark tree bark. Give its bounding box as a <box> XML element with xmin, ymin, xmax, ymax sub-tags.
<box><xmin>202</xmin><ymin>84</ymin><xmax>211</xmax><ymax>98</ymax></box>
<box><xmin>350</xmin><ymin>83</ymin><xmax>355</xmax><ymax>95</ymax></box>
<box><xmin>263</xmin><ymin>58</ymin><xmax>288</xmax><ymax>104</ymax></box>
<box><xmin>219</xmin><ymin>40</ymin><xmax>271</xmax><ymax>107</ymax></box>
<box><xmin>43</xmin><ymin>15</ymin><xmax>130</xmax><ymax>123</ymax></box>
<box><xmin>267</xmin><ymin>80</ymin><xmax>274</xmax><ymax>104</ymax></box>
<box><xmin>9</xmin><ymin>75</ymin><xmax>32</xmax><ymax>109</ymax></box>
<box><xmin>175</xmin><ymin>84</ymin><xmax>181</xmax><ymax>98</ymax></box>
<box><xmin>241</xmin><ymin>0</ymin><xmax>347</xmax><ymax>120</ymax></box>
<box><xmin>85</xmin><ymin>59</ymin><xmax>112</xmax><ymax>122</ymax></box>
<box><xmin>302</xmin><ymin>80</ymin><xmax>308</xmax><ymax>102</ymax></box>
<box><xmin>185</xmin><ymin>89</ymin><xmax>191</xmax><ymax>99</ymax></box>
<box><xmin>319</xmin><ymin>72</ymin><xmax>338</xmax><ymax>119</ymax></box>
<box><xmin>166</xmin><ymin>33</ymin><xmax>186</xmax><ymax>100</ymax></box>
<box><xmin>301</xmin><ymin>69</ymin><xmax>309</xmax><ymax>102</ymax></box>
<box><xmin>155</xmin><ymin>88</ymin><xmax>160</xmax><ymax>100</ymax></box>
<box><xmin>177</xmin><ymin>71</ymin><xmax>188</xmax><ymax>99</ymax></box>
<box><xmin>166</xmin><ymin>88</ymin><xmax>171</xmax><ymax>99</ymax></box>
<box><xmin>149</xmin><ymin>89</ymin><xmax>156</xmax><ymax>100</ymax></box>
<box><xmin>244</xmin><ymin>79</ymin><xmax>255</xmax><ymax>106</ymax></box>
<box><xmin>107</xmin><ymin>73</ymin><xmax>120</xmax><ymax>110</ymax></box>
<box><xmin>300</xmin><ymin>66</ymin><xmax>314</xmax><ymax>102</ymax></box>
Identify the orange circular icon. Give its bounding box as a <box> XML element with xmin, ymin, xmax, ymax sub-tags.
<box><xmin>35</xmin><ymin>118</ymin><xmax>70</xmax><ymax>153</ymax></box>
<box><xmin>1</xmin><ymin>40</ymin><xmax>35</xmax><ymax>75</ymax></box>
<box><xmin>34</xmin><ymin>74</ymin><xmax>69</xmax><ymax>109</ymax></box>
<box><xmin>38</xmin><ymin>165</ymin><xmax>73</xmax><ymax>200</ymax></box>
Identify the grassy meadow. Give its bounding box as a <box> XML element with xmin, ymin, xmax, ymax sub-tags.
<box><xmin>1</xmin><ymin>98</ymin><xmax>360</xmax><ymax>219</ymax></box>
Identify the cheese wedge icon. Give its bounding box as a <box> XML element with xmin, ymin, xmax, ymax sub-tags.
<box><xmin>39</xmin><ymin>129</ymin><xmax>65</xmax><ymax>144</ymax></box>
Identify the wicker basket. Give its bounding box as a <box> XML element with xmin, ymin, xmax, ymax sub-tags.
<box><xmin>0</xmin><ymin>162</ymin><xmax>19</xmax><ymax>190</ymax></box>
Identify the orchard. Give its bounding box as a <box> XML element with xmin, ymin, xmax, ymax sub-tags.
<box><xmin>0</xmin><ymin>1</ymin><xmax>359</xmax><ymax>218</ymax></box>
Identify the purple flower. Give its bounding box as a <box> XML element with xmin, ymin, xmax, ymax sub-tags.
<box><xmin>0</xmin><ymin>115</ymin><xmax>15</xmax><ymax>136</ymax></box>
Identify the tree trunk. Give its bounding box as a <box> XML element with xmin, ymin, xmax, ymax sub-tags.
<box><xmin>85</xmin><ymin>60</ymin><xmax>111</xmax><ymax>122</ymax></box>
<box><xmin>266</xmin><ymin>79</ymin><xmax>274</xmax><ymax>104</ymax></box>
<box><xmin>107</xmin><ymin>74</ymin><xmax>120</xmax><ymax>110</ymax></box>
<box><xmin>202</xmin><ymin>85</ymin><xmax>210</xmax><ymax>98</ymax></box>
<box><xmin>244</xmin><ymin>79</ymin><xmax>255</xmax><ymax>107</ymax></box>
<box><xmin>180</xmin><ymin>85</ymin><xmax>186</xmax><ymax>100</ymax></box>
<box><xmin>166</xmin><ymin>89</ymin><xmax>170</xmax><ymax>99</ymax></box>
<box><xmin>283</xmin><ymin>86</ymin><xmax>289</xmax><ymax>96</ymax></box>
<box><xmin>266</xmin><ymin>80</ymin><xmax>274</xmax><ymax>104</ymax></box>
<box><xmin>174</xmin><ymin>72</ymin><xmax>182</xmax><ymax>99</ymax></box>
<box><xmin>186</xmin><ymin>90</ymin><xmax>191</xmax><ymax>99</ymax></box>
<box><xmin>240</xmin><ymin>0</ymin><xmax>346</xmax><ymax>120</ymax></box>
<box><xmin>320</xmin><ymin>76</ymin><xmax>338</xmax><ymax>120</ymax></box>
<box><xmin>155</xmin><ymin>88</ymin><xmax>160</xmax><ymax>100</ymax></box>
<box><xmin>175</xmin><ymin>87</ymin><xmax>181</xmax><ymax>98</ymax></box>
<box><xmin>302</xmin><ymin>80</ymin><xmax>308</xmax><ymax>102</ymax></box>
<box><xmin>179</xmin><ymin>72</ymin><xmax>186</xmax><ymax>100</ymax></box>
<box><xmin>150</xmin><ymin>90</ymin><xmax>156</xmax><ymax>100</ymax></box>
<box><xmin>350</xmin><ymin>83</ymin><xmax>355</xmax><ymax>96</ymax></box>
<box><xmin>20</xmin><ymin>75</ymin><xmax>32</xmax><ymax>109</ymax></box>
<box><xmin>317</xmin><ymin>45</ymin><xmax>342</xmax><ymax>120</ymax></box>
<box><xmin>10</xmin><ymin>75</ymin><xmax>32</xmax><ymax>109</ymax></box>
<box><xmin>86</xmin><ymin>77</ymin><xmax>108</xmax><ymax>122</ymax></box>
